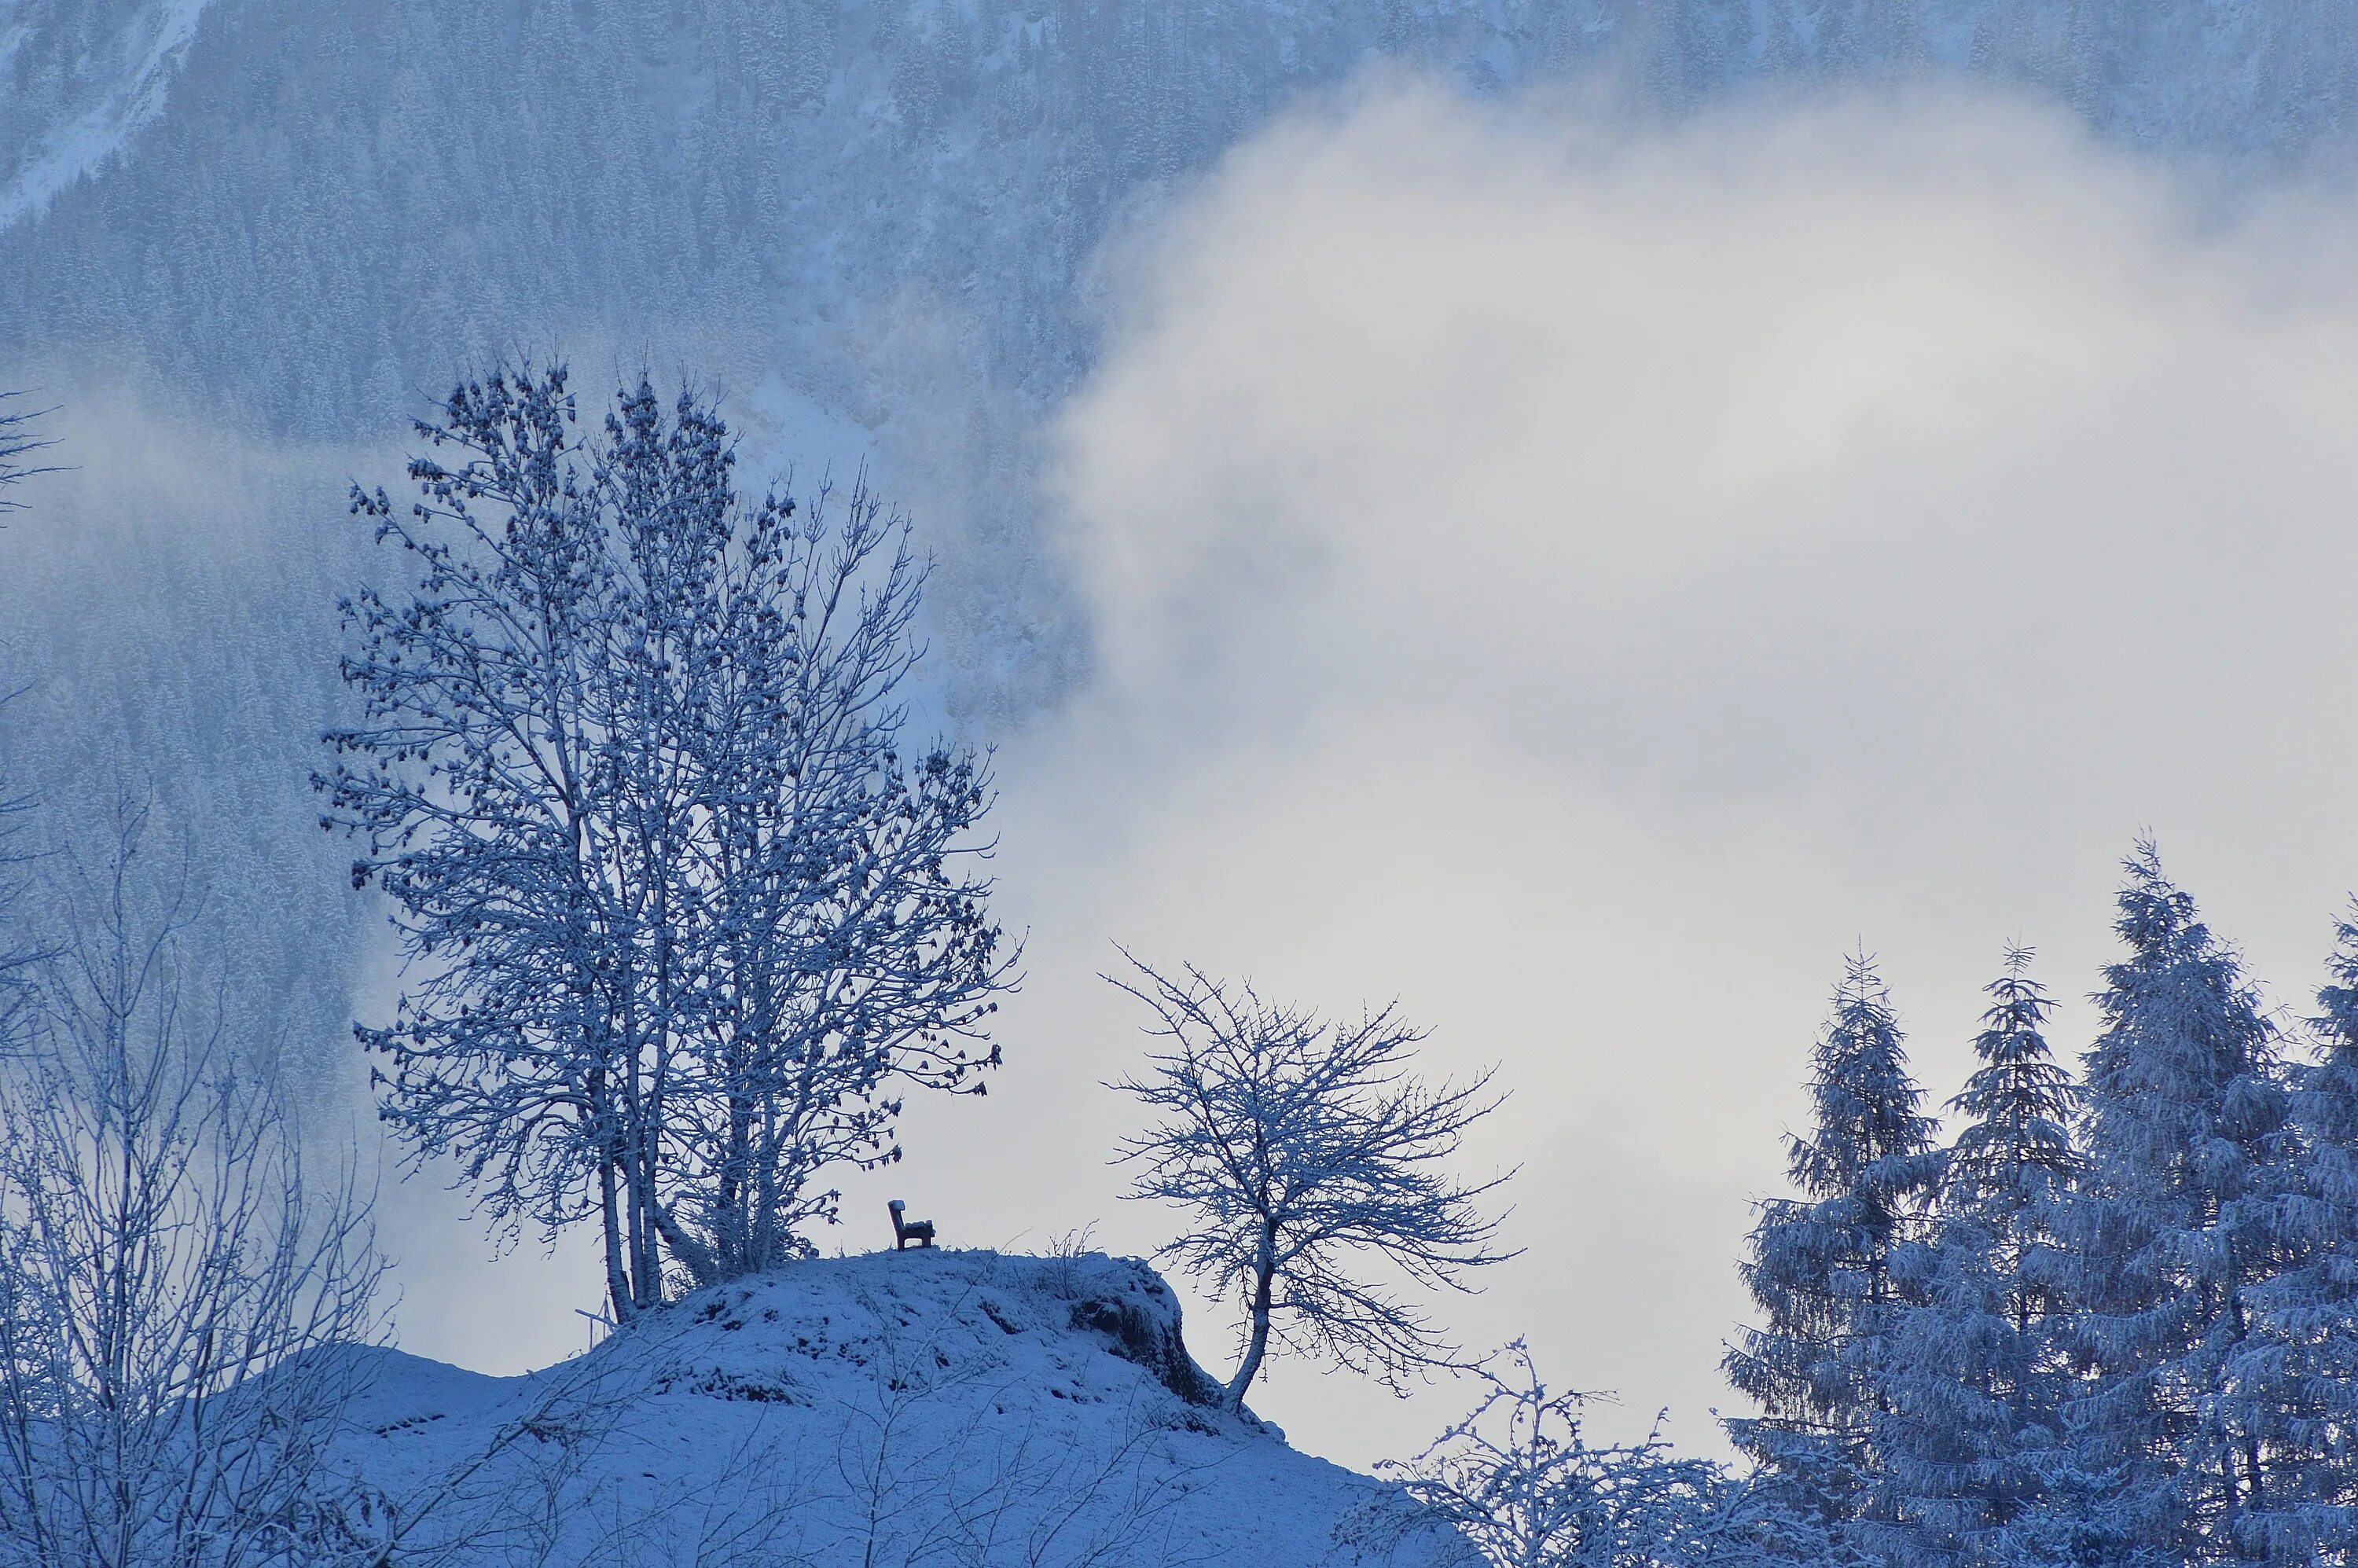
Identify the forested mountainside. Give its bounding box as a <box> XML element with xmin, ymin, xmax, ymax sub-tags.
<box><xmin>6</xmin><ymin>0</ymin><xmax>2356</xmax><ymax>718</ymax></box>
<box><xmin>7</xmin><ymin>0</ymin><xmax>2357</xmax><ymax>714</ymax></box>
<box><xmin>8</xmin><ymin>0</ymin><xmax>2357</xmax><ymax>446</ymax></box>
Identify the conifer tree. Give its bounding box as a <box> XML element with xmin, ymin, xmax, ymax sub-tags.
<box><xmin>1724</xmin><ymin>952</ymin><xmax>1941</xmax><ymax>1552</ymax></box>
<box><xmin>2055</xmin><ymin>841</ymin><xmax>2297</xmax><ymax>1565</ymax></box>
<box><xmin>1869</xmin><ymin>947</ymin><xmax>2081</xmax><ymax>1567</ymax></box>
<box><xmin>2239</xmin><ymin>905</ymin><xmax>2358</xmax><ymax>1560</ymax></box>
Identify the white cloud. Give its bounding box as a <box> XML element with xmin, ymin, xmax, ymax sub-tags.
<box><xmin>858</xmin><ymin>76</ymin><xmax>2358</xmax><ymax>1468</ymax></box>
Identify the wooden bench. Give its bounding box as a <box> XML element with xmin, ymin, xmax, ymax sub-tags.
<box><xmin>888</xmin><ymin>1199</ymin><xmax>936</xmax><ymax>1250</ymax></box>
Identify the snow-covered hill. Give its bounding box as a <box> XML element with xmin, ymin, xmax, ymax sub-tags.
<box><xmin>328</xmin><ymin>1248</ymin><xmax>1456</xmax><ymax>1567</ymax></box>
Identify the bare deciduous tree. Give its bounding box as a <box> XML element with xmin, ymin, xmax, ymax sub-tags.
<box><xmin>0</xmin><ymin>804</ymin><xmax>386</xmax><ymax>1568</ymax></box>
<box><xmin>1345</xmin><ymin>1342</ymin><xmax>1815</xmax><ymax>1568</ymax></box>
<box><xmin>324</xmin><ymin>366</ymin><xmax>1011</xmax><ymax>1320</ymax></box>
<box><xmin>0</xmin><ymin>392</ymin><xmax>57</xmax><ymax>516</ymax></box>
<box><xmin>1107</xmin><ymin>956</ymin><xmax>1515</xmax><ymax>1412</ymax></box>
<box><xmin>0</xmin><ymin>695</ymin><xmax>39</xmax><ymax>1032</ymax></box>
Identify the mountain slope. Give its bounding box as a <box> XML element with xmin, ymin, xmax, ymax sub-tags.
<box><xmin>0</xmin><ymin>0</ymin><xmax>217</xmax><ymax>230</ymax></box>
<box><xmin>6</xmin><ymin>0</ymin><xmax>2356</xmax><ymax>733</ymax></box>
<box><xmin>329</xmin><ymin>1249</ymin><xmax>1457</xmax><ymax>1567</ymax></box>
<box><xmin>9</xmin><ymin>0</ymin><xmax>2356</xmax><ymax>441</ymax></box>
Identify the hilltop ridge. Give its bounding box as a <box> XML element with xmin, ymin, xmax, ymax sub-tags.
<box><xmin>330</xmin><ymin>1249</ymin><xmax>1460</xmax><ymax>1567</ymax></box>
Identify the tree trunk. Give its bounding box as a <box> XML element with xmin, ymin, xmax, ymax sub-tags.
<box><xmin>600</xmin><ymin>1147</ymin><xmax>634</xmax><ymax>1325</ymax></box>
<box><xmin>1225</xmin><ymin>1225</ymin><xmax>1277</xmax><ymax>1412</ymax></box>
<box><xmin>648</xmin><ymin>1192</ymin><xmax>720</xmax><ymax>1288</ymax></box>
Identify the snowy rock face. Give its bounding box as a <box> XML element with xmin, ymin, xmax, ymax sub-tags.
<box><xmin>331</xmin><ymin>1250</ymin><xmax>1455</xmax><ymax>1567</ymax></box>
<box><xmin>0</xmin><ymin>0</ymin><xmax>216</xmax><ymax>233</ymax></box>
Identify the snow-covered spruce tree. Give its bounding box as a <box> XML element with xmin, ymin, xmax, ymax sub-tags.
<box><xmin>1721</xmin><ymin>952</ymin><xmax>1941</xmax><ymax>1556</ymax></box>
<box><xmin>1350</xmin><ymin>1340</ymin><xmax>1831</xmax><ymax>1568</ymax></box>
<box><xmin>1865</xmin><ymin>947</ymin><xmax>2081</xmax><ymax>1567</ymax></box>
<box><xmin>0</xmin><ymin>805</ymin><xmax>385</xmax><ymax>1568</ymax></box>
<box><xmin>2053</xmin><ymin>842</ymin><xmax>2300</xmax><ymax>1565</ymax></box>
<box><xmin>2236</xmin><ymin>905</ymin><xmax>2358</xmax><ymax>1559</ymax></box>
<box><xmin>322</xmin><ymin>365</ymin><xmax>1008</xmax><ymax>1320</ymax></box>
<box><xmin>1108</xmin><ymin>957</ymin><xmax>1514</xmax><ymax>1412</ymax></box>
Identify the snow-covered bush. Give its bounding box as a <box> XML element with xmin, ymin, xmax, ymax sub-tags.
<box><xmin>1348</xmin><ymin>1341</ymin><xmax>1822</xmax><ymax>1568</ymax></box>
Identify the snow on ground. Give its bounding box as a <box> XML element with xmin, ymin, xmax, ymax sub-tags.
<box><xmin>329</xmin><ymin>1248</ymin><xmax>1462</xmax><ymax>1567</ymax></box>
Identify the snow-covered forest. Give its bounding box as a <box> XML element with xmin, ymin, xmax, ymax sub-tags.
<box><xmin>13</xmin><ymin>0</ymin><xmax>2358</xmax><ymax>1563</ymax></box>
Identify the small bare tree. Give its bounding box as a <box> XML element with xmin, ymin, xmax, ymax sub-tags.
<box><xmin>0</xmin><ymin>805</ymin><xmax>386</xmax><ymax>1568</ymax></box>
<box><xmin>0</xmin><ymin>394</ymin><xmax>50</xmax><ymax>1017</ymax></box>
<box><xmin>1108</xmin><ymin>957</ymin><xmax>1515</xmax><ymax>1413</ymax></box>
<box><xmin>1346</xmin><ymin>1342</ymin><xmax>1813</xmax><ymax>1568</ymax></box>
<box><xmin>0</xmin><ymin>695</ymin><xmax>38</xmax><ymax>1030</ymax></box>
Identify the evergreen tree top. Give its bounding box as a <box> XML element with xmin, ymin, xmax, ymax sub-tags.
<box><xmin>2286</xmin><ymin>902</ymin><xmax>2358</xmax><ymax>1219</ymax></box>
<box><xmin>2103</xmin><ymin>838</ymin><xmax>2224</xmax><ymax>986</ymax></box>
<box><xmin>1947</xmin><ymin>946</ymin><xmax>2078</xmax><ymax>1207</ymax></box>
<box><xmin>1789</xmin><ymin>951</ymin><xmax>1939</xmax><ymax>1208</ymax></box>
<box><xmin>2083</xmin><ymin>839</ymin><xmax>2286</xmax><ymax>1192</ymax></box>
<box><xmin>2317</xmin><ymin>902</ymin><xmax>2358</xmax><ymax>1066</ymax></box>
